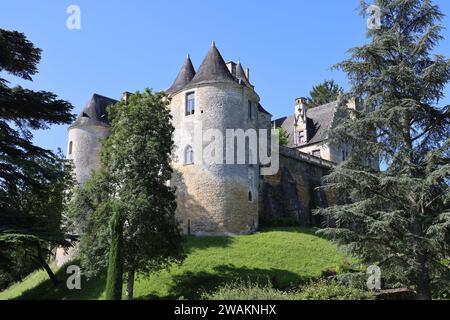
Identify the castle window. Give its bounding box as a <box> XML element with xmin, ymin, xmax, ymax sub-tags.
<box><xmin>299</xmin><ymin>131</ymin><xmax>305</xmax><ymax>144</ymax></box>
<box><xmin>293</xmin><ymin>131</ymin><xmax>299</xmax><ymax>146</ymax></box>
<box><xmin>312</xmin><ymin>149</ymin><xmax>321</xmax><ymax>158</ymax></box>
<box><xmin>186</xmin><ymin>92</ymin><xmax>195</xmax><ymax>116</ymax></box>
<box><xmin>248</xmin><ymin>101</ymin><xmax>253</xmax><ymax>120</ymax></box>
<box><xmin>68</xmin><ymin>141</ymin><xmax>73</xmax><ymax>155</ymax></box>
<box><xmin>184</xmin><ymin>145</ymin><xmax>194</xmax><ymax>165</ymax></box>
<box><xmin>248</xmin><ymin>190</ymin><xmax>253</xmax><ymax>202</ymax></box>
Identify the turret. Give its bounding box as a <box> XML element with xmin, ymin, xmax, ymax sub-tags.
<box><xmin>168</xmin><ymin>43</ymin><xmax>262</xmax><ymax>235</ymax></box>
<box><xmin>67</xmin><ymin>94</ymin><xmax>117</xmax><ymax>185</ymax></box>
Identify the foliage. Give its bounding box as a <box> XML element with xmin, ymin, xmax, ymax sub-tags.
<box><xmin>318</xmin><ymin>0</ymin><xmax>450</xmax><ymax>300</ymax></box>
<box><xmin>0</xmin><ymin>29</ymin><xmax>75</xmax><ymax>285</ymax></box>
<box><xmin>307</xmin><ymin>80</ymin><xmax>343</xmax><ymax>108</ymax></box>
<box><xmin>276</xmin><ymin>128</ymin><xmax>289</xmax><ymax>146</ymax></box>
<box><xmin>295</xmin><ymin>280</ymin><xmax>375</xmax><ymax>300</ymax></box>
<box><xmin>201</xmin><ymin>280</ymin><xmax>292</xmax><ymax>300</ymax></box>
<box><xmin>69</xmin><ymin>89</ymin><xmax>185</xmax><ymax>300</ymax></box>
<box><xmin>0</xmin><ymin>228</ymin><xmax>349</xmax><ymax>300</ymax></box>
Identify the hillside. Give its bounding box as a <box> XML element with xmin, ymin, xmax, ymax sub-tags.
<box><xmin>0</xmin><ymin>228</ymin><xmax>351</xmax><ymax>300</ymax></box>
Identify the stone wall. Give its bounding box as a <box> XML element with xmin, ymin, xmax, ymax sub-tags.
<box><xmin>67</xmin><ymin>124</ymin><xmax>110</xmax><ymax>185</ymax></box>
<box><xmin>169</xmin><ymin>82</ymin><xmax>261</xmax><ymax>235</ymax></box>
<box><xmin>259</xmin><ymin>146</ymin><xmax>335</xmax><ymax>227</ymax></box>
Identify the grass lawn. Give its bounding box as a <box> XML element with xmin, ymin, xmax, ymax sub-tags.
<box><xmin>0</xmin><ymin>228</ymin><xmax>351</xmax><ymax>300</ymax></box>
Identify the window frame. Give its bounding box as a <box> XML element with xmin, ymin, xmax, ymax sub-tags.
<box><xmin>184</xmin><ymin>145</ymin><xmax>194</xmax><ymax>165</ymax></box>
<box><xmin>185</xmin><ymin>92</ymin><xmax>195</xmax><ymax>116</ymax></box>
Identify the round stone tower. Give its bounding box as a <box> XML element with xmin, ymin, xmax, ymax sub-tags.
<box><xmin>167</xmin><ymin>43</ymin><xmax>265</xmax><ymax>235</ymax></box>
<box><xmin>67</xmin><ymin>94</ymin><xmax>117</xmax><ymax>185</ymax></box>
<box><xmin>56</xmin><ymin>94</ymin><xmax>117</xmax><ymax>267</ymax></box>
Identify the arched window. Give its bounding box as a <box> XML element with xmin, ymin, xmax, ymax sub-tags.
<box><xmin>185</xmin><ymin>145</ymin><xmax>194</xmax><ymax>165</ymax></box>
<box><xmin>68</xmin><ymin>141</ymin><xmax>73</xmax><ymax>155</ymax></box>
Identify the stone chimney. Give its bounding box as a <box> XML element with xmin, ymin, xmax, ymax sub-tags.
<box><xmin>226</xmin><ymin>61</ymin><xmax>237</xmax><ymax>76</ymax></box>
<box><xmin>346</xmin><ymin>97</ymin><xmax>358</xmax><ymax>120</ymax></box>
<box><xmin>122</xmin><ymin>91</ymin><xmax>131</xmax><ymax>105</ymax></box>
<box><xmin>245</xmin><ymin>68</ymin><xmax>250</xmax><ymax>81</ymax></box>
<box><xmin>295</xmin><ymin>97</ymin><xmax>308</xmax><ymax>123</ymax></box>
<box><xmin>294</xmin><ymin>97</ymin><xmax>308</xmax><ymax>145</ymax></box>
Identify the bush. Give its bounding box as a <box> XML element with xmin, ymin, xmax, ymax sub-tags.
<box><xmin>201</xmin><ymin>280</ymin><xmax>293</xmax><ymax>300</ymax></box>
<box><xmin>295</xmin><ymin>280</ymin><xmax>375</xmax><ymax>300</ymax></box>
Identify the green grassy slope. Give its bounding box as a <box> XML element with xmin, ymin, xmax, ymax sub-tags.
<box><xmin>0</xmin><ymin>228</ymin><xmax>350</xmax><ymax>300</ymax></box>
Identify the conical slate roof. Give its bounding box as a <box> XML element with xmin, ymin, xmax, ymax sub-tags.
<box><xmin>166</xmin><ymin>55</ymin><xmax>196</xmax><ymax>95</ymax></box>
<box><xmin>189</xmin><ymin>43</ymin><xmax>235</xmax><ymax>86</ymax></box>
<box><xmin>70</xmin><ymin>94</ymin><xmax>118</xmax><ymax>128</ymax></box>
<box><xmin>236</xmin><ymin>61</ymin><xmax>251</xmax><ymax>87</ymax></box>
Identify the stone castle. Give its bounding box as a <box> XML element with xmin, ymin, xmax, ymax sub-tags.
<box><xmin>66</xmin><ymin>43</ymin><xmax>353</xmax><ymax>237</ymax></box>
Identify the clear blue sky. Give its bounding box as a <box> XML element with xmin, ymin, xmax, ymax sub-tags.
<box><xmin>2</xmin><ymin>0</ymin><xmax>450</xmax><ymax>154</ymax></box>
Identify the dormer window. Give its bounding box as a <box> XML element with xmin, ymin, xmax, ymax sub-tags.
<box><xmin>186</xmin><ymin>92</ymin><xmax>195</xmax><ymax>116</ymax></box>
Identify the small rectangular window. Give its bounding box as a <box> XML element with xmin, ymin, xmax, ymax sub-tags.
<box><xmin>248</xmin><ymin>101</ymin><xmax>253</xmax><ymax>120</ymax></box>
<box><xmin>186</xmin><ymin>92</ymin><xmax>195</xmax><ymax>116</ymax></box>
<box><xmin>299</xmin><ymin>131</ymin><xmax>304</xmax><ymax>144</ymax></box>
<box><xmin>69</xmin><ymin>141</ymin><xmax>73</xmax><ymax>155</ymax></box>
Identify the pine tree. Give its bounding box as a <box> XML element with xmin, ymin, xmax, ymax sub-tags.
<box><xmin>318</xmin><ymin>0</ymin><xmax>450</xmax><ymax>300</ymax></box>
<box><xmin>0</xmin><ymin>29</ymin><xmax>75</xmax><ymax>285</ymax></box>
<box><xmin>307</xmin><ymin>80</ymin><xmax>343</xmax><ymax>108</ymax></box>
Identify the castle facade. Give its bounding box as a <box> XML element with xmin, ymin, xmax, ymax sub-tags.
<box><xmin>66</xmin><ymin>43</ymin><xmax>352</xmax><ymax>238</ymax></box>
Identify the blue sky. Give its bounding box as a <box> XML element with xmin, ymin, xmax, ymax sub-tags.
<box><xmin>2</xmin><ymin>0</ymin><xmax>450</xmax><ymax>154</ymax></box>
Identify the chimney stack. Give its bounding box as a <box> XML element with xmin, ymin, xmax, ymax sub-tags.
<box><xmin>245</xmin><ymin>68</ymin><xmax>250</xmax><ymax>81</ymax></box>
<box><xmin>226</xmin><ymin>61</ymin><xmax>237</xmax><ymax>76</ymax></box>
<box><xmin>122</xmin><ymin>91</ymin><xmax>131</xmax><ymax>105</ymax></box>
<box><xmin>295</xmin><ymin>97</ymin><xmax>308</xmax><ymax>123</ymax></box>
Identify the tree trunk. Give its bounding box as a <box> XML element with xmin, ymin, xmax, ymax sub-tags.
<box><xmin>126</xmin><ymin>267</ymin><xmax>135</xmax><ymax>300</ymax></box>
<box><xmin>36</xmin><ymin>246</ymin><xmax>59</xmax><ymax>286</ymax></box>
<box><xmin>105</xmin><ymin>209</ymin><xmax>124</xmax><ymax>300</ymax></box>
<box><xmin>415</xmin><ymin>252</ymin><xmax>432</xmax><ymax>300</ymax></box>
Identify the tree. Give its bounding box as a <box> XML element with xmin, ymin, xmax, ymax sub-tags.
<box><xmin>276</xmin><ymin>128</ymin><xmax>289</xmax><ymax>146</ymax></box>
<box><xmin>70</xmin><ymin>89</ymin><xmax>185</xmax><ymax>300</ymax></box>
<box><xmin>0</xmin><ymin>29</ymin><xmax>75</xmax><ymax>285</ymax></box>
<box><xmin>307</xmin><ymin>80</ymin><xmax>343</xmax><ymax>108</ymax></box>
<box><xmin>318</xmin><ymin>0</ymin><xmax>450</xmax><ymax>300</ymax></box>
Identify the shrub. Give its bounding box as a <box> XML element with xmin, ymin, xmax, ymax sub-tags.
<box><xmin>201</xmin><ymin>280</ymin><xmax>293</xmax><ymax>300</ymax></box>
<box><xmin>295</xmin><ymin>280</ymin><xmax>375</xmax><ymax>300</ymax></box>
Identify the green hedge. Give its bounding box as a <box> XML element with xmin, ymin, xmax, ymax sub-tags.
<box><xmin>202</xmin><ymin>279</ymin><xmax>375</xmax><ymax>301</ymax></box>
<box><xmin>295</xmin><ymin>280</ymin><xmax>375</xmax><ymax>300</ymax></box>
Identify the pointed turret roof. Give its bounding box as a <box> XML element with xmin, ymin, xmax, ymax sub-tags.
<box><xmin>189</xmin><ymin>42</ymin><xmax>235</xmax><ymax>86</ymax></box>
<box><xmin>70</xmin><ymin>94</ymin><xmax>118</xmax><ymax>128</ymax></box>
<box><xmin>167</xmin><ymin>55</ymin><xmax>196</xmax><ymax>95</ymax></box>
<box><xmin>236</xmin><ymin>61</ymin><xmax>251</xmax><ymax>87</ymax></box>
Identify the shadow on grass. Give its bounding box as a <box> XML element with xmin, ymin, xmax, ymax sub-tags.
<box><xmin>12</xmin><ymin>261</ymin><xmax>106</xmax><ymax>300</ymax></box>
<box><xmin>140</xmin><ymin>264</ymin><xmax>315</xmax><ymax>300</ymax></box>
<box><xmin>184</xmin><ymin>227</ymin><xmax>326</xmax><ymax>255</ymax></box>
<box><xmin>258</xmin><ymin>227</ymin><xmax>330</xmax><ymax>240</ymax></box>
<box><xmin>183</xmin><ymin>235</ymin><xmax>234</xmax><ymax>254</ymax></box>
